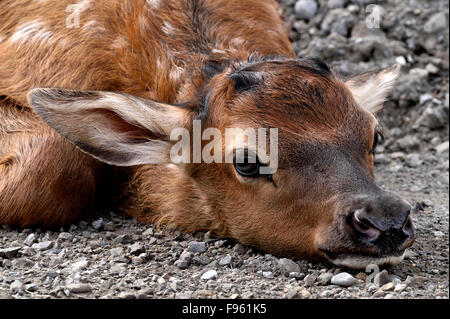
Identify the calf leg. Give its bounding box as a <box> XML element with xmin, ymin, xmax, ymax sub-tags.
<box><xmin>0</xmin><ymin>99</ymin><xmax>103</xmax><ymax>228</ymax></box>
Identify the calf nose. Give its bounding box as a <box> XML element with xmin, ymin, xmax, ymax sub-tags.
<box><xmin>345</xmin><ymin>194</ymin><xmax>414</xmax><ymax>247</ymax></box>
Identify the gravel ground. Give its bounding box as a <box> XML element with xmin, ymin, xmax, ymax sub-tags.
<box><xmin>0</xmin><ymin>0</ymin><xmax>448</xmax><ymax>299</ymax></box>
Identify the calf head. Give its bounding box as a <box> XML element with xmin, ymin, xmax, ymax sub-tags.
<box><xmin>28</xmin><ymin>57</ymin><xmax>414</xmax><ymax>269</ymax></box>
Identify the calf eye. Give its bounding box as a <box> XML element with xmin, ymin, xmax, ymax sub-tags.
<box><xmin>372</xmin><ymin>130</ymin><xmax>384</xmax><ymax>154</ymax></box>
<box><xmin>233</xmin><ymin>149</ymin><xmax>261</xmax><ymax>177</ymax></box>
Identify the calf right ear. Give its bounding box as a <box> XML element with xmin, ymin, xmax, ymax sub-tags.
<box><xmin>28</xmin><ymin>88</ymin><xmax>190</xmax><ymax>166</ymax></box>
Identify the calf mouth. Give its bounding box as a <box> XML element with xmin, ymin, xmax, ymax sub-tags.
<box><xmin>320</xmin><ymin>249</ymin><xmax>406</xmax><ymax>269</ymax></box>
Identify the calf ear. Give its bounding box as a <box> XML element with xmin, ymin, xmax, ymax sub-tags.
<box><xmin>345</xmin><ymin>64</ymin><xmax>400</xmax><ymax>114</ymax></box>
<box><xmin>28</xmin><ymin>88</ymin><xmax>189</xmax><ymax>166</ymax></box>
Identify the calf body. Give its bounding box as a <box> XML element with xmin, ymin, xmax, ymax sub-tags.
<box><xmin>0</xmin><ymin>0</ymin><xmax>413</xmax><ymax>268</ymax></box>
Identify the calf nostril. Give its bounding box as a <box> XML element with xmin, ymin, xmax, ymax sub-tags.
<box><xmin>349</xmin><ymin>210</ymin><xmax>381</xmax><ymax>241</ymax></box>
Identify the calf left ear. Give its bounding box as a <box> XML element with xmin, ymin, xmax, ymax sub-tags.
<box><xmin>28</xmin><ymin>88</ymin><xmax>190</xmax><ymax>166</ymax></box>
<box><xmin>345</xmin><ymin>64</ymin><xmax>400</xmax><ymax>114</ymax></box>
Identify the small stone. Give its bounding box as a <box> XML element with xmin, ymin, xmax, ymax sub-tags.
<box><xmin>380</xmin><ymin>282</ymin><xmax>395</xmax><ymax>291</ymax></box>
<box><xmin>118</xmin><ymin>291</ymin><xmax>136</xmax><ymax>299</ymax></box>
<box><xmin>170</xmin><ymin>280</ymin><xmax>183</xmax><ymax>292</ymax></box>
<box><xmin>330</xmin><ymin>272</ymin><xmax>358</xmax><ymax>287</ymax></box>
<box><xmin>113</xmin><ymin>234</ymin><xmax>132</xmax><ymax>244</ymax></box>
<box><xmin>176</xmin><ymin>293</ymin><xmax>192</xmax><ymax>299</ymax></box>
<box><xmin>433</xmin><ymin>231</ymin><xmax>444</xmax><ymax>237</ymax></box>
<box><xmin>175</xmin><ymin>250</ymin><xmax>193</xmax><ymax>269</ymax></box>
<box><xmin>278</xmin><ymin>258</ymin><xmax>301</xmax><ymax>276</ymax></box>
<box><xmin>372</xmin><ymin>289</ymin><xmax>386</xmax><ymax>298</ymax></box>
<box><xmin>294</xmin><ymin>0</ymin><xmax>318</xmax><ymax>20</ymax></box>
<box><xmin>57</xmin><ymin>232</ymin><xmax>73</xmax><ymax>241</ymax></box>
<box><xmin>10</xmin><ymin>280</ymin><xmax>23</xmax><ymax>292</ymax></box>
<box><xmin>424</xmin><ymin>12</ymin><xmax>448</xmax><ymax>33</ymax></box>
<box><xmin>142</xmin><ymin>228</ymin><xmax>154</xmax><ymax>236</ymax></box>
<box><xmin>110</xmin><ymin>264</ymin><xmax>126</xmax><ymax>273</ymax></box>
<box><xmin>285</xmin><ymin>289</ymin><xmax>299</xmax><ymax>299</ymax></box>
<box><xmin>233</xmin><ymin>243</ymin><xmax>247</xmax><ymax>255</ymax></box>
<box><xmin>129</xmin><ymin>243</ymin><xmax>145</xmax><ymax>256</ymax></box>
<box><xmin>25</xmin><ymin>283</ymin><xmax>38</xmax><ymax>292</ymax></box>
<box><xmin>11</xmin><ymin>258</ymin><xmax>34</xmax><ymax>269</ymax></box>
<box><xmin>21</xmin><ymin>247</ymin><xmax>36</xmax><ymax>257</ymax></box>
<box><xmin>187</xmin><ymin>241</ymin><xmax>207</xmax><ymax>253</ymax></box>
<box><xmin>425</xmin><ymin>63</ymin><xmax>439</xmax><ymax>74</ymax></box>
<box><xmin>110</xmin><ymin>247</ymin><xmax>124</xmax><ymax>257</ymax></box>
<box><xmin>262</xmin><ymin>271</ymin><xmax>274</xmax><ymax>279</ymax></box>
<box><xmin>91</xmin><ymin>218</ymin><xmax>104</xmax><ymax>230</ymax></box>
<box><xmin>356</xmin><ymin>272</ymin><xmax>368</xmax><ymax>281</ymax></box>
<box><xmin>32</xmin><ymin>241</ymin><xmax>53</xmax><ymax>251</ymax></box>
<box><xmin>374</xmin><ymin>270</ymin><xmax>391</xmax><ymax>286</ymax></box>
<box><xmin>394</xmin><ymin>284</ymin><xmax>407</xmax><ymax>292</ymax></box>
<box><xmin>193</xmin><ymin>255</ymin><xmax>210</xmax><ymax>266</ymax></box>
<box><xmin>327</xmin><ymin>0</ymin><xmax>347</xmax><ymax>9</ymax></box>
<box><xmin>409</xmin><ymin>68</ymin><xmax>428</xmax><ymax>78</ymax></box>
<box><xmin>304</xmin><ymin>274</ymin><xmax>317</xmax><ymax>287</ymax></box>
<box><xmin>0</xmin><ymin>247</ymin><xmax>21</xmax><ymax>259</ymax></box>
<box><xmin>24</xmin><ymin>233</ymin><xmax>37</xmax><ymax>246</ymax></box>
<box><xmin>71</xmin><ymin>259</ymin><xmax>89</xmax><ymax>272</ymax></box>
<box><xmin>218</xmin><ymin>254</ymin><xmax>232</xmax><ymax>266</ymax></box>
<box><xmin>67</xmin><ymin>283</ymin><xmax>92</xmax><ymax>293</ymax></box>
<box><xmin>405</xmin><ymin>153</ymin><xmax>423</xmax><ymax>167</ymax></box>
<box><xmin>435</xmin><ymin>142</ymin><xmax>449</xmax><ymax>155</ymax></box>
<box><xmin>299</xmin><ymin>289</ymin><xmax>311</xmax><ymax>298</ymax></box>
<box><xmin>317</xmin><ymin>272</ymin><xmax>333</xmax><ymax>285</ymax></box>
<box><xmin>201</xmin><ymin>270</ymin><xmax>218</xmax><ymax>280</ymax></box>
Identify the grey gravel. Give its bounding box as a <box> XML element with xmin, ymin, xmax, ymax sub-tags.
<box><xmin>0</xmin><ymin>247</ymin><xmax>21</xmax><ymax>259</ymax></box>
<box><xmin>187</xmin><ymin>241</ymin><xmax>207</xmax><ymax>253</ymax></box>
<box><xmin>331</xmin><ymin>273</ymin><xmax>359</xmax><ymax>287</ymax></box>
<box><xmin>294</xmin><ymin>0</ymin><xmax>318</xmax><ymax>20</ymax></box>
<box><xmin>278</xmin><ymin>258</ymin><xmax>301</xmax><ymax>276</ymax></box>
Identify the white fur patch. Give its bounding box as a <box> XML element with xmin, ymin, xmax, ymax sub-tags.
<box><xmin>169</xmin><ymin>66</ymin><xmax>184</xmax><ymax>82</ymax></box>
<box><xmin>111</xmin><ymin>36</ymin><xmax>128</xmax><ymax>49</ymax></box>
<box><xmin>10</xmin><ymin>20</ymin><xmax>53</xmax><ymax>44</ymax></box>
<box><xmin>146</xmin><ymin>0</ymin><xmax>160</xmax><ymax>9</ymax></box>
<box><xmin>82</xmin><ymin>20</ymin><xmax>106</xmax><ymax>34</ymax></box>
<box><xmin>326</xmin><ymin>252</ymin><xmax>406</xmax><ymax>269</ymax></box>
<box><xmin>162</xmin><ymin>21</ymin><xmax>175</xmax><ymax>35</ymax></box>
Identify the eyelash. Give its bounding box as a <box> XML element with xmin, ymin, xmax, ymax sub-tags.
<box><xmin>372</xmin><ymin>131</ymin><xmax>384</xmax><ymax>154</ymax></box>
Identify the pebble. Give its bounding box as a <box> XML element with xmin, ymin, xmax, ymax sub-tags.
<box><xmin>187</xmin><ymin>241</ymin><xmax>207</xmax><ymax>253</ymax></box>
<box><xmin>24</xmin><ymin>233</ymin><xmax>37</xmax><ymax>246</ymax></box>
<box><xmin>32</xmin><ymin>241</ymin><xmax>53</xmax><ymax>251</ymax></box>
<box><xmin>67</xmin><ymin>283</ymin><xmax>93</xmax><ymax>293</ymax></box>
<box><xmin>317</xmin><ymin>272</ymin><xmax>333</xmax><ymax>285</ymax></box>
<box><xmin>380</xmin><ymin>282</ymin><xmax>395</xmax><ymax>291</ymax></box>
<box><xmin>278</xmin><ymin>258</ymin><xmax>301</xmax><ymax>276</ymax></box>
<box><xmin>263</xmin><ymin>271</ymin><xmax>274</xmax><ymax>279</ymax></box>
<box><xmin>424</xmin><ymin>12</ymin><xmax>448</xmax><ymax>33</ymax></box>
<box><xmin>113</xmin><ymin>234</ymin><xmax>132</xmax><ymax>244</ymax></box>
<box><xmin>10</xmin><ymin>280</ymin><xmax>23</xmax><ymax>292</ymax></box>
<box><xmin>0</xmin><ymin>247</ymin><xmax>21</xmax><ymax>259</ymax></box>
<box><xmin>218</xmin><ymin>254</ymin><xmax>232</xmax><ymax>266</ymax></box>
<box><xmin>304</xmin><ymin>273</ymin><xmax>317</xmax><ymax>287</ymax></box>
<box><xmin>25</xmin><ymin>283</ymin><xmax>38</xmax><ymax>292</ymax></box>
<box><xmin>330</xmin><ymin>272</ymin><xmax>358</xmax><ymax>287</ymax></box>
<box><xmin>91</xmin><ymin>218</ymin><xmax>104</xmax><ymax>230</ymax></box>
<box><xmin>294</xmin><ymin>0</ymin><xmax>318</xmax><ymax>20</ymax></box>
<box><xmin>129</xmin><ymin>243</ymin><xmax>145</xmax><ymax>256</ymax></box>
<box><xmin>201</xmin><ymin>270</ymin><xmax>218</xmax><ymax>280</ymax></box>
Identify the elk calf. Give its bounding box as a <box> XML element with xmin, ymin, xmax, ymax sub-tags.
<box><xmin>0</xmin><ymin>0</ymin><xmax>414</xmax><ymax>268</ymax></box>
